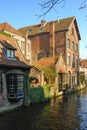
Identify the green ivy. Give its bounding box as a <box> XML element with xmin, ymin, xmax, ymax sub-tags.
<box><xmin>37</xmin><ymin>65</ymin><xmax>56</xmax><ymax>84</ymax></box>
<box><xmin>23</xmin><ymin>70</ymin><xmax>30</xmax><ymax>106</ymax></box>
<box><xmin>24</xmin><ymin>85</ymin><xmax>51</xmax><ymax>105</ymax></box>
<box><xmin>80</xmin><ymin>76</ymin><xmax>85</xmax><ymax>84</ymax></box>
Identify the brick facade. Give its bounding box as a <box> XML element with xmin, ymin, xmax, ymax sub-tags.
<box><xmin>18</xmin><ymin>16</ymin><xmax>81</xmax><ymax>88</ymax></box>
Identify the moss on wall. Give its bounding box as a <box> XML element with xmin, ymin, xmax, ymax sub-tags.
<box><xmin>0</xmin><ymin>31</ymin><xmax>11</xmax><ymax>37</ymax></box>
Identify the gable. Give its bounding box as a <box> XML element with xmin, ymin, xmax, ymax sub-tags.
<box><xmin>0</xmin><ymin>22</ymin><xmax>24</xmax><ymax>37</ymax></box>
<box><xmin>55</xmin><ymin>54</ymin><xmax>66</xmax><ymax>73</ymax></box>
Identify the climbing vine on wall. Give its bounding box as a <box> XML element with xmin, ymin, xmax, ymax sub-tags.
<box><xmin>37</xmin><ymin>65</ymin><xmax>56</xmax><ymax>84</ymax></box>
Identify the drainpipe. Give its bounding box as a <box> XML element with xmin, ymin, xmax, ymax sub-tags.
<box><xmin>49</xmin><ymin>21</ymin><xmax>55</xmax><ymax>57</ymax></box>
<box><xmin>25</xmin><ymin>32</ymin><xmax>32</xmax><ymax>65</ymax></box>
<box><xmin>25</xmin><ymin>32</ymin><xmax>28</xmax><ymax>57</ymax></box>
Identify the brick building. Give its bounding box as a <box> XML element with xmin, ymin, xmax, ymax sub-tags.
<box><xmin>18</xmin><ymin>16</ymin><xmax>81</xmax><ymax>89</ymax></box>
<box><xmin>79</xmin><ymin>59</ymin><xmax>87</xmax><ymax>81</ymax></box>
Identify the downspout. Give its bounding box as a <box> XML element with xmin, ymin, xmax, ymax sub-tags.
<box><xmin>25</xmin><ymin>33</ymin><xmax>28</xmax><ymax>58</ymax></box>
<box><xmin>49</xmin><ymin>21</ymin><xmax>55</xmax><ymax>57</ymax></box>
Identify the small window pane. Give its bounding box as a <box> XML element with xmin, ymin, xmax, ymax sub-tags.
<box><xmin>7</xmin><ymin>49</ymin><xmax>14</xmax><ymax>58</ymax></box>
<box><xmin>17</xmin><ymin>75</ymin><xmax>24</xmax><ymax>91</ymax></box>
<box><xmin>7</xmin><ymin>50</ymin><xmax>11</xmax><ymax>57</ymax></box>
<box><xmin>67</xmin><ymin>39</ymin><xmax>70</xmax><ymax>48</ymax></box>
<box><xmin>72</xmin><ymin>42</ymin><xmax>74</xmax><ymax>50</ymax></box>
<box><xmin>38</xmin><ymin>53</ymin><xmax>44</xmax><ymax>60</ymax></box>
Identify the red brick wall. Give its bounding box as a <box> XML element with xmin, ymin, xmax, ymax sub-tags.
<box><xmin>55</xmin><ymin>31</ymin><xmax>66</xmax><ymax>62</ymax></box>
<box><xmin>29</xmin><ymin>33</ymin><xmax>50</xmax><ymax>63</ymax></box>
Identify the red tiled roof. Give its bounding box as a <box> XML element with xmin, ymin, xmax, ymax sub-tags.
<box><xmin>34</xmin><ymin>56</ymin><xmax>67</xmax><ymax>74</ymax></box>
<box><xmin>79</xmin><ymin>59</ymin><xmax>87</xmax><ymax>68</ymax></box>
<box><xmin>0</xmin><ymin>34</ymin><xmax>31</xmax><ymax>69</ymax></box>
<box><xmin>0</xmin><ymin>22</ymin><xmax>24</xmax><ymax>37</ymax></box>
<box><xmin>34</xmin><ymin>57</ymin><xmax>59</xmax><ymax>67</ymax></box>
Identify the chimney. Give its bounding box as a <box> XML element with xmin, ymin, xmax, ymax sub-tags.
<box><xmin>41</xmin><ymin>20</ymin><xmax>46</xmax><ymax>27</ymax></box>
<box><xmin>49</xmin><ymin>21</ymin><xmax>55</xmax><ymax>57</ymax></box>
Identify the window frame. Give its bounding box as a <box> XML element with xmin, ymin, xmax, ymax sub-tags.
<box><xmin>67</xmin><ymin>39</ymin><xmax>70</xmax><ymax>48</ymax></box>
<box><xmin>72</xmin><ymin>41</ymin><xmax>74</xmax><ymax>50</ymax></box>
<box><xmin>72</xmin><ymin>54</ymin><xmax>75</xmax><ymax>68</ymax></box>
<box><xmin>67</xmin><ymin>54</ymin><xmax>71</xmax><ymax>66</ymax></box>
<box><xmin>38</xmin><ymin>53</ymin><xmax>44</xmax><ymax>60</ymax></box>
<box><xmin>6</xmin><ymin>74</ymin><xmax>24</xmax><ymax>99</ymax></box>
<box><xmin>7</xmin><ymin>49</ymin><xmax>15</xmax><ymax>59</ymax></box>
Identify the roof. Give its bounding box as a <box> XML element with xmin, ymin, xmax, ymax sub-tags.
<box><xmin>79</xmin><ymin>59</ymin><xmax>87</xmax><ymax>68</ymax></box>
<box><xmin>34</xmin><ymin>56</ymin><xmax>67</xmax><ymax>73</ymax></box>
<box><xmin>18</xmin><ymin>16</ymin><xmax>81</xmax><ymax>40</ymax></box>
<box><xmin>34</xmin><ymin>57</ymin><xmax>59</xmax><ymax>67</ymax></box>
<box><xmin>0</xmin><ymin>34</ymin><xmax>31</xmax><ymax>69</ymax></box>
<box><xmin>0</xmin><ymin>40</ymin><xmax>16</xmax><ymax>50</ymax></box>
<box><xmin>0</xmin><ymin>22</ymin><xmax>24</xmax><ymax>37</ymax></box>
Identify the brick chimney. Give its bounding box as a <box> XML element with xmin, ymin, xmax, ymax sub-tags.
<box><xmin>49</xmin><ymin>21</ymin><xmax>55</xmax><ymax>57</ymax></box>
<box><xmin>41</xmin><ymin>20</ymin><xmax>46</xmax><ymax>27</ymax></box>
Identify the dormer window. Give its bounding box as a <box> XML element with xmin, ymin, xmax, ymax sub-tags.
<box><xmin>7</xmin><ymin>49</ymin><xmax>15</xmax><ymax>59</ymax></box>
<box><xmin>1</xmin><ymin>40</ymin><xmax>17</xmax><ymax>60</ymax></box>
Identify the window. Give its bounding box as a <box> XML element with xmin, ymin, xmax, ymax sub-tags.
<box><xmin>7</xmin><ymin>49</ymin><xmax>15</xmax><ymax>59</ymax></box>
<box><xmin>72</xmin><ymin>54</ymin><xmax>75</xmax><ymax>68</ymax></box>
<box><xmin>8</xmin><ymin>75</ymin><xmax>16</xmax><ymax>98</ymax></box>
<box><xmin>67</xmin><ymin>39</ymin><xmax>70</xmax><ymax>48</ymax></box>
<box><xmin>28</xmin><ymin>29</ymin><xmax>33</xmax><ymax>32</ymax></box>
<box><xmin>6</xmin><ymin>74</ymin><xmax>24</xmax><ymax>100</ymax></box>
<box><xmin>38</xmin><ymin>53</ymin><xmax>44</xmax><ymax>60</ymax></box>
<box><xmin>72</xmin><ymin>42</ymin><xmax>74</xmax><ymax>50</ymax></box>
<box><xmin>17</xmin><ymin>75</ymin><xmax>24</xmax><ymax>91</ymax></box>
<box><xmin>39</xmin><ymin>27</ymin><xmax>44</xmax><ymax>32</ymax></box>
<box><xmin>67</xmin><ymin>55</ymin><xmax>71</xmax><ymax>65</ymax></box>
<box><xmin>76</xmin><ymin>57</ymin><xmax>78</xmax><ymax>67</ymax></box>
<box><xmin>0</xmin><ymin>74</ymin><xmax>2</xmax><ymax>93</ymax></box>
<box><xmin>21</xmin><ymin>41</ymin><xmax>25</xmax><ymax>51</ymax></box>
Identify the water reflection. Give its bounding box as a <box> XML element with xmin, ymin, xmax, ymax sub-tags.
<box><xmin>0</xmin><ymin>89</ymin><xmax>87</xmax><ymax>130</ymax></box>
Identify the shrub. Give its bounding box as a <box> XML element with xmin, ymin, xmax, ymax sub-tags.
<box><xmin>24</xmin><ymin>85</ymin><xmax>51</xmax><ymax>105</ymax></box>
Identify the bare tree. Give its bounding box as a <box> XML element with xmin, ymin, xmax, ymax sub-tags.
<box><xmin>36</xmin><ymin>0</ymin><xmax>66</xmax><ymax>18</ymax></box>
<box><xmin>36</xmin><ymin>0</ymin><xmax>87</xmax><ymax>18</ymax></box>
<box><xmin>79</xmin><ymin>0</ymin><xmax>87</xmax><ymax>9</ymax></box>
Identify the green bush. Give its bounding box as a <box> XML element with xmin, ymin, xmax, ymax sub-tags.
<box><xmin>24</xmin><ymin>85</ymin><xmax>51</xmax><ymax>105</ymax></box>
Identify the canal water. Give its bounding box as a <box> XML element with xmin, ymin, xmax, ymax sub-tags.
<box><xmin>0</xmin><ymin>88</ymin><xmax>87</xmax><ymax>130</ymax></box>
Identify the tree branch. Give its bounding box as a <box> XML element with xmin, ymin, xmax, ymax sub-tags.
<box><xmin>79</xmin><ymin>0</ymin><xmax>87</xmax><ymax>9</ymax></box>
<box><xmin>36</xmin><ymin>0</ymin><xmax>66</xmax><ymax>19</ymax></box>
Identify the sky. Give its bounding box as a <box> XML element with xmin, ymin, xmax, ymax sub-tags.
<box><xmin>0</xmin><ymin>0</ymin><xmax>87</xmax><ymax>59</ymax></box>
